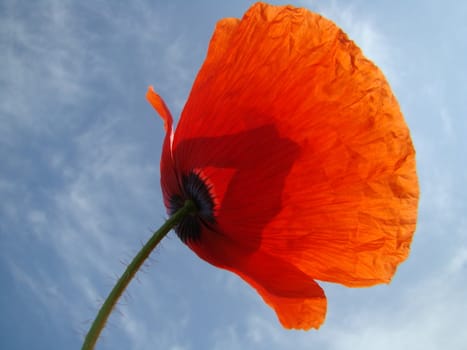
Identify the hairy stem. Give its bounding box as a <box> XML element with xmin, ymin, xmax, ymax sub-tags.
<box><xmin>81</xmin><ymin>200</ymin><xmax>196</xmax><ymax>350</ymax></box>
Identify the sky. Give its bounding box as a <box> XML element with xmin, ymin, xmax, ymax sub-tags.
<box><xmin>1</xmin><ymin>0</ymin><xmax>466</xmax><ymax>349</ymax></box>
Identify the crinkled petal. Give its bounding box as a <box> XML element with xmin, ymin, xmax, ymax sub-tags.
<box><xmin>171</xmin><ymin>2</ymin><xmax>419</xmax><ymax>287</ymax></box>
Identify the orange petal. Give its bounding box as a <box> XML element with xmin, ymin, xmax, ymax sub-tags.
<box><xmin>146</xmin><ymin>87</ymin><xmax>179</xmax><ymax>208</ymax></box>
<box><xmin>172</xmin><ymin>2</ymin><xmax>418</xmax><ymax>286</ymax></box>
<box><xmin>189</xmin><ymin>230</ymin><xmax>327</xmax><ymax>330</ymax></box>
<box><xmin>146</xmin><ymin>86</ymin><xmax>173</xmax><ymax>132</ymax></box>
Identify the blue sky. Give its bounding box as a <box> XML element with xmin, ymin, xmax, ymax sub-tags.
<box><xmin>1</xmin><ymin>0</ymin><xmax>466</xmax><ymax>349</ymax></box>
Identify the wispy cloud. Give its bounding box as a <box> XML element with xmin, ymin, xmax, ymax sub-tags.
<box><xmin>1</xmin><ymin>0</ymin><xmax>171</xmax><ymax>347</ymax></box>
<box><xmin>1</xmin><ymin>1</ymin><xmax>90</xmax><ymax>136</ymax></box>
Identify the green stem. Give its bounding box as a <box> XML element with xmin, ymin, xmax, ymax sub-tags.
<box><xmin>81</xmin><ymin>200</ymin><xmax>196</xmax><ymax>350</ymax></box>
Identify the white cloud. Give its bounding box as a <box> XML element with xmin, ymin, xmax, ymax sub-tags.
<box><xmin>440</xmin><ymin>107</ymin><xmax>454</xmax><ymax>138</ymax></box>
<box><xmin>6</xmin><ymin>259</ymin><xmax>80</xmax><ymax>325</ymax></box>
<box><xmin>448</xmin><ymin>247</ymin><xmax>467</xmax><ymax>274</ymax></box>
<box><xmin>329</xmin><ymin>270</ymin><xmax>467</xmax><ymax>350</ymax></box>
<box><xmin>0</xmin><ymin>1</ymin><xmax>89</xmax><ymax>135</ymax></box>
<box><xmin>28</xmin><ymin>209</ymin><xmax>47</xmax><ymax>225</ymax></box>
<box><xmin>211</xmin><ymin>324</ymin><xmax>244</xmax><ymax>350</ymax></box>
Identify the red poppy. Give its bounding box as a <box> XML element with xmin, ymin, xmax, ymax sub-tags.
<box><xmin>146</xmin><ymin>2</ymin><xmax>419</xmax><ymax>330</ymax></box>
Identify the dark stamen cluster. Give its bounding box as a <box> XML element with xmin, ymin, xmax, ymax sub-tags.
<box><xmin>169</xmin><ymin>171</ymin><xmax>216</xmax><ymax>243</ymax></box>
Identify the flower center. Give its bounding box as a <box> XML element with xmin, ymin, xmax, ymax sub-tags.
<box><xmin>169</xmin><ymin>171</ymin><xmax>216</xmax><ymax>243</ymax></box>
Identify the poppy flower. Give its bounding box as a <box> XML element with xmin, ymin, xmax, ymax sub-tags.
<box><xmin>146</xmin><ymin>2</ymin><xmax>419</xmax><ymax>330</ymax></box>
